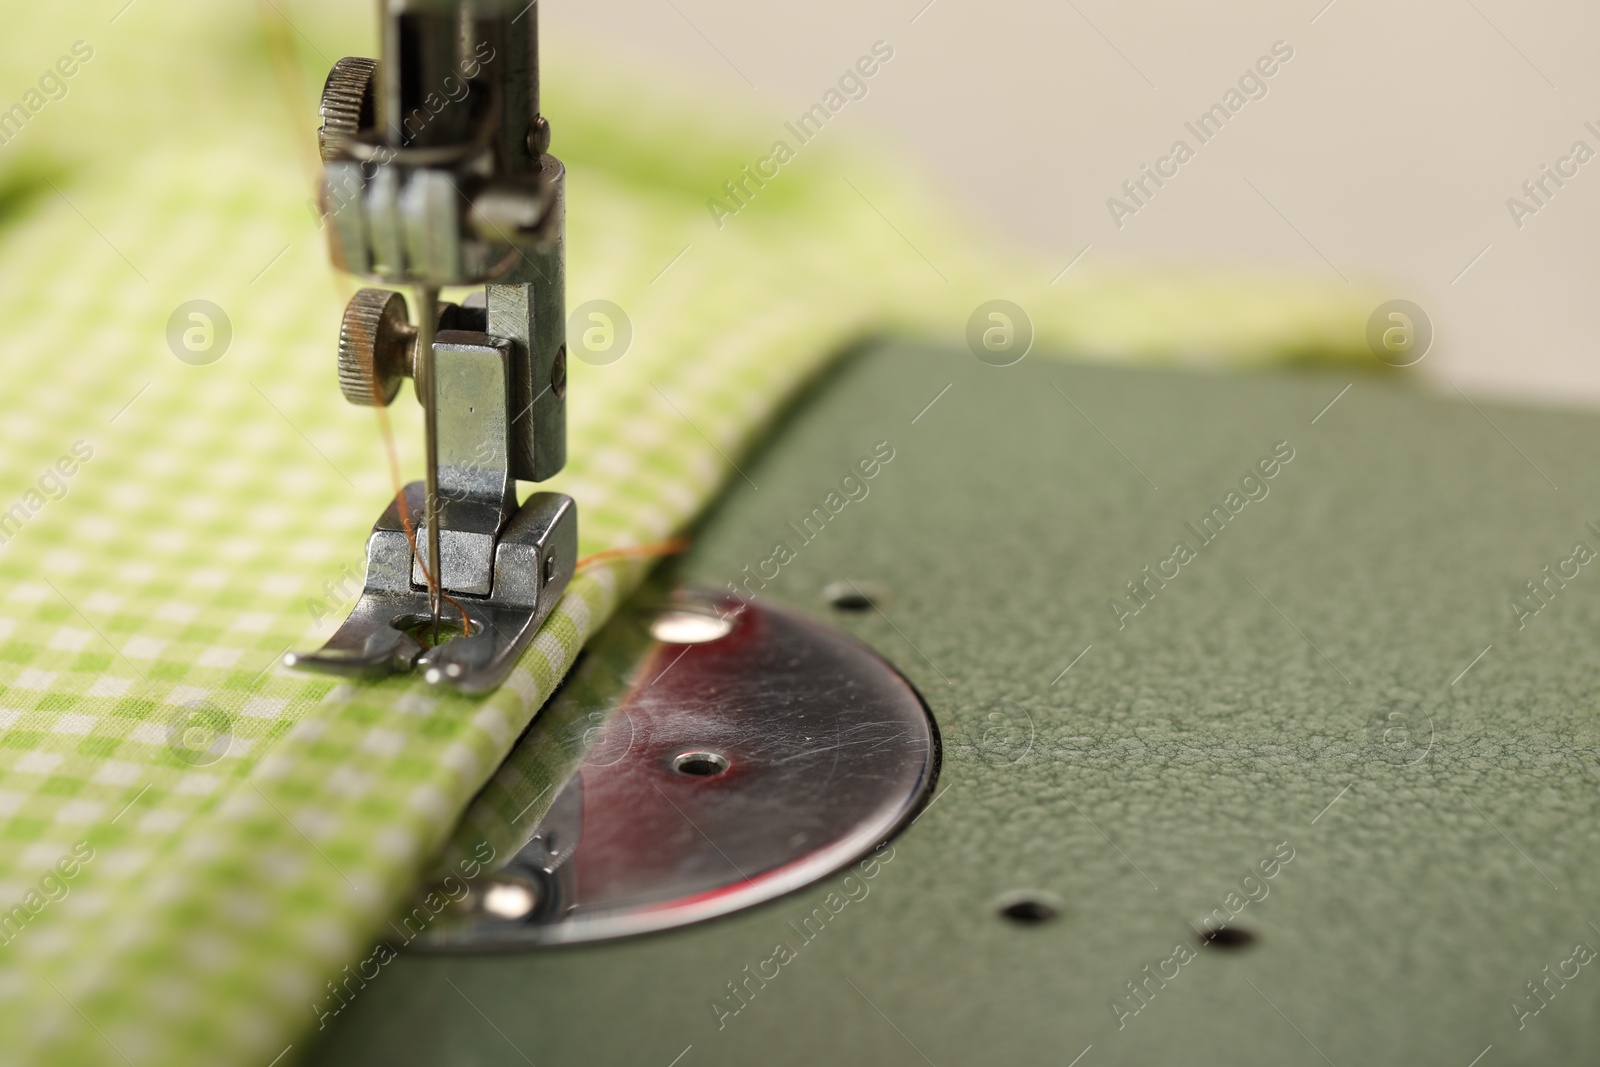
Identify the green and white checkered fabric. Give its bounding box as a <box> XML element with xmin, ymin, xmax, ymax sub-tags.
<box><xmin>0</xmin><ymin>3</ymin><xmax>1377</xmax><ymax>1064</ymax></box>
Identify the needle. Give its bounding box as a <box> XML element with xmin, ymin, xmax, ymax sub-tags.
<box><xmin>414</xmin><ymin>283</ymin><xmax>443</xmax><ymax>643</ymax></box>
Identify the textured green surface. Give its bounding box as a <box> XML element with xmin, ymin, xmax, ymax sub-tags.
<box><xmin>314</xmin><ymin>341</ymin><xmax>1599</xmax><ymax>1067</ymax></box>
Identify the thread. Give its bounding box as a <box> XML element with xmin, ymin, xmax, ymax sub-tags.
<box><xmin>576</xmin><ymin>538</ymin><xmax>690</xmax><ymax>571</ymax></box>
<box><xmin>255</xmin><ymin>0</ymin><xmax>321</xmax><ymax>187</ymax></box>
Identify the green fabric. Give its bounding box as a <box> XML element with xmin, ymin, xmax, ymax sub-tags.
<box><xmin>0</xmin><ymin>3</ymin><xmax>1377</xmax><ymax>1064</ymax></box>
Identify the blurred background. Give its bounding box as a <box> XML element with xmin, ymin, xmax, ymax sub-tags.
<box><xmin>548</xmin><ymin>0</ymin><xmax>1599</xmax><ymax>404</ymax></box>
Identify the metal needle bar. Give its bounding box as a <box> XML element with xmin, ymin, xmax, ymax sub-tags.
<box><xmin>415</xmin><ymin>284</ymin><xmax>443</xmax><ymax>641</ymax></box>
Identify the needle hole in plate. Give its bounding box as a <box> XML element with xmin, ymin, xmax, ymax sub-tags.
<box><xmin>672</xmin><ymin>750</ymin><xmax>730</xmax><ymax>777</ymax></box>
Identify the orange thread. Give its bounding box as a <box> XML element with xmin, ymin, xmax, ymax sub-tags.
<box><xmin>576</xmin><ymin>538</ymin><xmax>691</xmax><ymax>572</ymax></box>
<box><xmin>256</xmin><ymin>0</ymin><xmax>321</xmax><ymax>187</ymax></box>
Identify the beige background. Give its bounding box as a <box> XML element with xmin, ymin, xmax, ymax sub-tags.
<box><xmin>547</xmin><ymin>0</ymin><xmax>1598</xmax><ymax>405</ymax></box>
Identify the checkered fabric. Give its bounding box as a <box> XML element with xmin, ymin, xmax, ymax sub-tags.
<box><xmin>0</xmin><ymin>3</ymin><xmax>1377</xmax><ymax>1064</ymax></box>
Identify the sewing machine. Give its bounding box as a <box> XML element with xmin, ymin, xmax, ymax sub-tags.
<box><xmin>296</xmin><ymin>326</ymin><xmax>1600</xmax><ymax>1065</ymax></box>
<box><xmin>286</xmin><ymin>4</ymin><xmax>1599</xmax><ymax>1065</ymax></box>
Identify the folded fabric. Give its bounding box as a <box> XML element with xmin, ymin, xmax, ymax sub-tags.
<box><xmin>0</xmin><ymin>3</ymin><xmax>1380</xmax><ymax>1063</ymax></box>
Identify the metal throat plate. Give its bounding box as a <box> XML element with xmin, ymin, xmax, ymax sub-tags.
<box><xmin>424</xmin><ymin>589</ymin><xmax>940</xmax><ymax>948</ymax></box>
